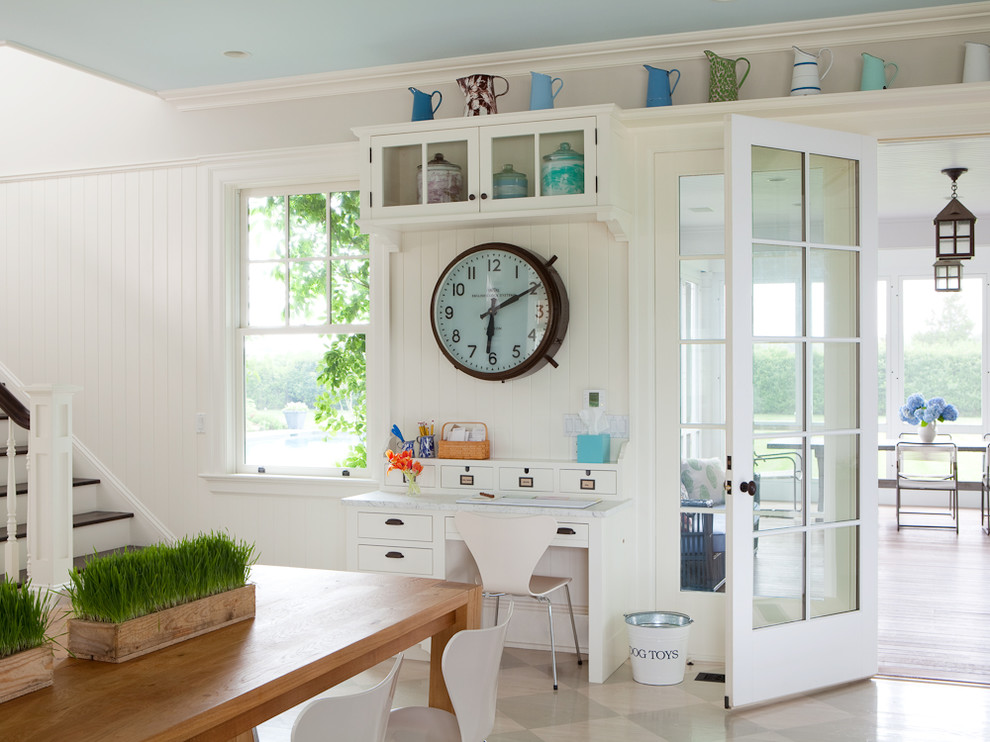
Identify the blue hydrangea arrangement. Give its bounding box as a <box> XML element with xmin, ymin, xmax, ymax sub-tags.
<box><xmin>899</xmin><ymin>393</ymin><xmax>959</xmax><ymax>427</ymax></box>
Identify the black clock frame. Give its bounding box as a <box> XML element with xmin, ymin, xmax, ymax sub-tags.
<box><xmin>429</xmin><ymin>242</ymin><xmax>570</xmax><ymax>381</ymax></box>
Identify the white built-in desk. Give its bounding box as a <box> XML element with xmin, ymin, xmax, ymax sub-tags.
<box><xmin>343</xmin><ymin>487</ymin><xmax>635</xmax><ymax>683</ymax></box>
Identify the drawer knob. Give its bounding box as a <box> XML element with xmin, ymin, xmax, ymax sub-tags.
<box><xmin>385</xmin><ymin>551</ymin><xmax>405</xmax><ymax>559</ymax></box>
<box><xmin>385</xmin><ymin>518</ymin><xmax>404</xmax><ymax>526</ymax></box>
<box><xmin>557</xmin><ymin>527</ymin><xmax>577</xmax><ymax>535</ymax></box>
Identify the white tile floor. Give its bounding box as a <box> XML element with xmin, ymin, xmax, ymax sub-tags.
<box><xmin>256</xmin><ymin>646</ymin><xmax>990</xmax><ymax>742</ymax></box>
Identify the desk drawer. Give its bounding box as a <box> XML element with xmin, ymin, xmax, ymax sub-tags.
<box><xmin>559</xmin><ymin>468</ymin><xmax>617</xmax><ymax>495</ymax></box>
<box><xmin>357</xmin><ymin>544</ymin><xmax>434</xmax><ymax>575</ymax></box>
<box><xmin>551</xmin><ymin>521</ymin><xmax>589</xmax><ymax>547</ymax></box>
<box><xmin>357</xmin><ymin>512</ymin><xmax>433</xmax><ymax>542</ymax></box>
<box><xmin>498</xmin><ymin>467</ymin><xmax>554</xmax><ymax>492</ymax></box>
<box><xmin>440</xmin><ymin>465</ymin><xmax>494</xmax><ymax>490</ymax></box>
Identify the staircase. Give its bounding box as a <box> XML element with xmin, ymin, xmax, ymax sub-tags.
<box><xmin>1</xmin><ymin>392</ymin><xmax>139</xmax><ymax>584</ymax></box>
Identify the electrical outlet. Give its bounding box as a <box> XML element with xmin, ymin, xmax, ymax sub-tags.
<box><xmin>195</xmin><ymin>413</ymin><xmax>206</xmax><ymax>434</ymax></box>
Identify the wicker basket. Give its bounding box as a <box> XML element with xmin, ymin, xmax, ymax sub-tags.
<box><xmin>437</xmin><ymin>422</ymin><xmax>490</xmax><ymax>460</ymax></box>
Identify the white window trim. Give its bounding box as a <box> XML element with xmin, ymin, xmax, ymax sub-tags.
<box><xmin>200</xmin><ymin>144</ymin><xmax>386</xmax><ymax>492</ymax></box>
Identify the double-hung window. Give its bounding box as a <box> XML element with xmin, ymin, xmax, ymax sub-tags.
<box><xmin>237</xmin><ymin>186</ymin><xmax>369</xmax><ymax>476</ymax></box>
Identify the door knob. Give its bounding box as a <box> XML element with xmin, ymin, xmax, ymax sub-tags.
<box><xmin>739</xmin><ymin>480</ymin><xmax>757</xmax><ymax>496</ymax></box>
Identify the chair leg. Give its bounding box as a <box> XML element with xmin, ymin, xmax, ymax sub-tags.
<box><xmin>563</xmin><ymin>583</ymin><xmax>582</xmax><ymax>666</ymax></box>
<box><xmin>542</xmin><ymin>597</ymin><xmax>559</xmax><ymax>690</ymax></box>
<box><xmin>895</xmin><ymin>484</ymin><xmax>901</xmax><ymax>531</ymax></box>
<box><xmin>494</xmin><ymin>594</ymin><xmax>500</xmax><ymax>626</ymax></box>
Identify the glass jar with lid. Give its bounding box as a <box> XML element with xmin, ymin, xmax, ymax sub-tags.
<box><xmin>492</xmin><ymin>164</ymin><xmax>528</xmax><ymax>199</ymax></box>
<box><xmin>541</xmin><ymin>142</ymin><xmax>584</xmax><ymax>196</ymax></box>
<box><xmin>416</xmin><ymin>153</ymin><xmax>464</xmax><ymax>203</ymax></box>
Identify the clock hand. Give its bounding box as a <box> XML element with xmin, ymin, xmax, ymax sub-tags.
<box><xmin>479</xmin><ymin>282</ymin><xmax>539</xmax><ymax>319</ymax></box>
<box><xmin>485</xmin><ymin>298</ymin><xmax>496</xmax><ymax>354</ymax></box>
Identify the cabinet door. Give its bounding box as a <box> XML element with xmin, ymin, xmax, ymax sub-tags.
<box><xmin>481</xmin><ymin>117</ymin><xmax>598</xmax><ymax>212</ymax></box>
<box><xmin>369</xmin><ymin>129</ymin><xmax>479</xmax><ymax>218</ymax></box>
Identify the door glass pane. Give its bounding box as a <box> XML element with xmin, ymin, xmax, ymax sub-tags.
<box><xmin>680</xmin><ymin>428</ymin><xmax>725</xmax><ymax>462</ymax></box>
<box><xmin>753</xmin><ymin>342</ymin><xmax>802</xmax><ymax>434</ymax></box>
<box><xmin>810</xmin><ymin>525</ymin><xmax>859</xmax><ymax>618</ymax></box>
<box><xmin>810</xmin><ymin>434</ymin><xmax>859</xmax><ymax>524</ymax></box>
<box><xmin>810</xmin><ymin>342</ymin><xmax>859</xmax><ymax>431</ymax></box>
<box><xmin>680</xmin><ymin>260</ymin><xmax>725</xmax><ymax>340</ymax></box>
<box><xmin>901</xmin><ymin>278</ymin><xmax>983</xmax><ymax>426</ymax></box>
<box><xmin>753</xmin><ymin>531</ymin><xmax>805</xmax><ymax>628</ymax></box>
<box><xmin>810</xmin><ymin>248</ymin><xmax>858</xmax><ymax>338</ymax></box>
<box><xmin>753</xmin><ymin>245</ymin><xmax>803</xmax><ymax>337</ymax></box>
<box><xmin>809</xmin><ymin>154</ymin><xmax>858</xmax><ymax>246</ymax></box>
<box><xmin>752</xmin><ymin>147</ymin><xmax>803</xmax><ymax>242</ymax></box>
<box><xmin>754</xmin><ymin>437</ymin><xmax>802</xmax><ymax>529</ymax></box>
<box><xmin>681</xmin><ymin>344</ymin><xmax>725</xmax><ymax>425</ymax></box>
<box><xmin>681</xmin><ymin>510</ymin><xmax>726</xmax><ymax>592</ymax></box>
<box><xmin>877</xmin><ymin>281</ymin><xmax>887</xmax><ymax>427</ymax></box>
<box><xmin>679</xmin><ymin>174</ymin><xmax>725</xmax><ymax>256</ymax></box>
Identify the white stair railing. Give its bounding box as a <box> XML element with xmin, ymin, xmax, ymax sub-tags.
<box><xmin>4</xmin><ymin>416</ymin><xmax>19</xmax><ymax>582</ymax></box>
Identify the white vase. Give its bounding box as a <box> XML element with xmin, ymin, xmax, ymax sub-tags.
<box><xmin>919</xmin><ymin>422</ymin><xmax>936</xmax><ymax>443</ymax></box>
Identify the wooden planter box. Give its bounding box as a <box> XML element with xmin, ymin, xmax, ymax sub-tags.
<box><xmin>0</xmin><ymin>645</ymin><xmax>54</xmax><ymax>703</ymax></box>
<box><xmin>68</xmin><ymin>584</ymin><xmax>255</xmax><ymax>663</ymax></box>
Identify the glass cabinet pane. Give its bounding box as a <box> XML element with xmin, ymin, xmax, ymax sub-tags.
<box><xmin>752</xmin><ymin>146</ymin><xmax>803</xmax><ymax>242</ymax></box>
<box><xmin>538</xmin><ymin>129</ymin><xmax>585</xmax><ymax>197</ymax></box>
<box><xmin>381</xmin><ymin>140</ymin><xmax>469</xmax><ymax>207</ymax></box>
<box><xmin>489</xmin><ymin>134</ymin><xmax>535</xmax><ymax>199</ymax></box>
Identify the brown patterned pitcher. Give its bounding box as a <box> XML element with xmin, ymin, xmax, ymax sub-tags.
<box><xmin>456</xmin><ymin>74</ymin><xmax>509</xmax><ymax>116</ymax></box>
<box><xmin>705</xmin><ymin>50</ymin><xmax>751</xmax><ymax>102</ymax></box>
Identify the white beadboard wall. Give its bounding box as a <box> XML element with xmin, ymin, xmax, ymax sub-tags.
<box><xmin>392</xmin><ymin>223</ymin><xmax>628</xmax><ymax>461</ymax></box>
<box><xmin>0</xmin><ymin>166</ymin><xmax>349</xmax><ymax>568</ymax></box>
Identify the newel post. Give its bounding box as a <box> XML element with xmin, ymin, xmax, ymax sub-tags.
<box><xmin>24</xmin><ymin>385</ymin><xmax>79</xmax><ymax>587</ymax></box>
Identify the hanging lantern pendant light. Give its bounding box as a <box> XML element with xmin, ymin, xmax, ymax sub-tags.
<box><xmin>934</xmin><ymin>167</ymin><xmax>976</xmax><ymax>261</ymax></box>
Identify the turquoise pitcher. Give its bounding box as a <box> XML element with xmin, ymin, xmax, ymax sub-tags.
<box><xmin>529</xmin><ymin>71</ymin><xmax>563</xmax><ymax>110</ymax></box>
<box><xmin>409</xmin><ymin>87</ymin><xmax>442</xmax><ymax>121</ymax></box>
<box><xmin>644</xmin><ymin>65</ymin><xmax>680</xmax><ymax>107</ymax></box>
<box><xmin>705</xmin><ymin>50</ymin><xmax>750</xmax><ymax>102</ymax></box>
<box><xmin>860</xmin><ymin>52</ymin><xmax>897</xmax><ymax>90</ymax></box>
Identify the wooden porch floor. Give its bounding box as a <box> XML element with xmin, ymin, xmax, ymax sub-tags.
<box><xmin>878</xmin><ymin>504</ymin><xmax>990</xmax><ymax>684</ymax></box>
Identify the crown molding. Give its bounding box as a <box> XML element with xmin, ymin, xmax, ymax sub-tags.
<box><xmin>160</xmin><ymin>2</ymin><xmax>990</xmax><ymax>111</ymax></box>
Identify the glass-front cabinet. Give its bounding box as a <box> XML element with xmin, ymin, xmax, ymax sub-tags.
<box><xmin>355</xmin><ymin>106</ymin><xmax>627</xmax><ymax>230</ymax></box>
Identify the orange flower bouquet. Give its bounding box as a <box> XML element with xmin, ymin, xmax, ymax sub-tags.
<box><xmin>386</xmin><ymin>448</ymin><xmax>424</xmax><ymax>496</ymax></box>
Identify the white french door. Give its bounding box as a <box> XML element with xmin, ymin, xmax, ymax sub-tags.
<box><xmin>725</xmin><ymin>115</ymin><xmax>879</xmax><ymax>708</ymax></box>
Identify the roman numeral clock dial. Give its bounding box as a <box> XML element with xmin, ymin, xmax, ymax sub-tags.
<box><xmin>430</xmin><ymin>242</ymin><xmax>569</xmax><ymax>381</ymax></box>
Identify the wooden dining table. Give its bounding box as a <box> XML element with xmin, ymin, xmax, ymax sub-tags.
<box><xmin>0</xmin><ymin>565</ymin><xmax>482</xmax><ymax>741</ymax></box>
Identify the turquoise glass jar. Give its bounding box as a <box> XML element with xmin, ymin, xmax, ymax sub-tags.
<box><xmin>493</xmin><ymin>164</ymin><xmax>528</xmax><ymax>199</ymax></box>
<box><xmin>540</xmin><ymin>142</ymin><xmax>584</xmax><ymax>196</ymax></box>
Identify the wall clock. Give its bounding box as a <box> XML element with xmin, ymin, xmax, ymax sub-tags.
<box><xmin>430</xmin><ymin>242</ymin><xmax>569</xmax><ymax>381</ymax></box>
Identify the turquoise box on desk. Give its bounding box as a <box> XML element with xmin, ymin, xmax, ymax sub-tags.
<box><xmin>577</xmin><ymin>434</ymin><xmax>610</xmax><ymax>464</ymax></box>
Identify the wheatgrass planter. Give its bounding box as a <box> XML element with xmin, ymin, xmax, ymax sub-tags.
<box><xmin>0</xmin><ymin>645</ymin><xmax>54</xmax><ymax>703</ymax></box>
<box><xmin>67</xmin><ymin>584</ymin><xmax>256</xmax><ymax>663</ymax></box>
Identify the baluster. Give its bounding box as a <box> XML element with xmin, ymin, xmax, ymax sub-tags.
<box><xmin>4</xmin><ymin>418</ymin><xmax>18</xmax><ymax>582</ymax></box>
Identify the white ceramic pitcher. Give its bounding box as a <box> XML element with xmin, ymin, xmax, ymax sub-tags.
<box><xmin>790</xmin><ymin>46</ymin><xmax>833</xmax><ymax>95</ymax></box>
<box><xmin>962</xmin><ymin>41</ymin><xmax>990</xmax><ymax>82</ymax></box>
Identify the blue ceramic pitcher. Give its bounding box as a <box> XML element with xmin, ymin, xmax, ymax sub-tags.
<box><xmin>409</xmin><ymin>87</ymin><xmax>442</xmax><ymax>121</ymax></box>
<box><xmin>529</xmin><ymin>71</ymin><xmax>563</xmax><ymax>110</ymax></box>
<box><xmin>644</xmin><ymin>65</ymin><xmax>680</xmax><ymax>107</ymax></box>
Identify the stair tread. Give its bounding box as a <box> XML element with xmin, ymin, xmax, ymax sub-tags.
<box><xmin>0</xmin><ymin>509</ymin><xmax>133</xmax><ymax>540</ymax></box>
<box><xmin>0</xmin><ymin>477</ymin><xmax>100</xmax><ymax>498</ymax></box>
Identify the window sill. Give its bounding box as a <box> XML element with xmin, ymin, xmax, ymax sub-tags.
<box><xmin>201</xmin><ymin>473</ymin><xmax>378</xmax><ymax>498</ymax></box>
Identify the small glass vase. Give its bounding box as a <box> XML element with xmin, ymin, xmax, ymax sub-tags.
<box><xmin>405</xmin><ymin>475</ymin><xmax>421</xmax><ymax>496</ymax></box>
<box><xmin>919</xmin><ymin>421</ymin><xmax>937</xmax><ymax>443</ymax></box>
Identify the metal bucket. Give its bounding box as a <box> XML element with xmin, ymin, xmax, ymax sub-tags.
<box><xmin>624</xmin><ymin>611</ymin><xmax>693</xmax><ymax>685</ymax></box>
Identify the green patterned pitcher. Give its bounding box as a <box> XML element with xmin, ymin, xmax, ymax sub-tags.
<box><xmin>705</xmin><ymin>50</ymin><xmax>751</xmax><ymax>102</ymax></box>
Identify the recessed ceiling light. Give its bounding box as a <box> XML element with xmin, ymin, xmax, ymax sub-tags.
<box><xmin>224</xmin><ymin>50</ymin><xmax>251</xmax><ymax>59</ymax></box>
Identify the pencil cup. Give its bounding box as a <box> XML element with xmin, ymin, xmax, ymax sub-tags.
<box><xmin>418</xmin><ymin>435</ymin><xmax>436</xmax><ymax>458</ymax></box>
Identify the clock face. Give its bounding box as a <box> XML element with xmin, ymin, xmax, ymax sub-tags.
<box><xmin>431</xmin><ymin>243</ymin><xmax>569</xmax><ymax>381</ymax></box>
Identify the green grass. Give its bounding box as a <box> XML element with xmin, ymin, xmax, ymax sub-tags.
<box><xmin>0</xmin><ymin>581</ymin><xmax>56</xmax><ymax>659</ymax></box>
<box><xmin>65</xmin><ymin>532</ymin><xmax>257</xmax><ymax>624</ymax></box>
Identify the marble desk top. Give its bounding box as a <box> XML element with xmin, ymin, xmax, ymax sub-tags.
<box><xmin>343</xmin><ymin>490</ymin><xmax>632</xmax><ymax>518</ymax></box>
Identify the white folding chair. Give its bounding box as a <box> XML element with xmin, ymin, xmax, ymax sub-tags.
<box><xmin>291</xmin><ymin>654</ymin><xmax>403</xmax><ymax>742</ymax></box>
<box><xmin>895</xmin><ymin>439</ymin><xmax>958</xmax><ymax>533</ymax></box>
<box><xmin>454</xmin><ymin>511</ymin><xmax>581</xmax><ymax>690</ymax></box>
<box><xmin>386</xmin><ymin>603</ymin><xmax>512</xmax><ymax>742</ymax></box>
<box><xmin>981</xmin><ymin>433</ymin><xmax>989</xmax><ymax>536</ymax></box>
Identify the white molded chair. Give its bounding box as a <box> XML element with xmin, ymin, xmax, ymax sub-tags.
<box><xmin>291</xmin><ymin>654</ymin><xmax>403</xmax><ymax>742</ymax></box>
<box><xmin>385</xmin><ymin>603</ymin><xmax>512</xmax><ymax>742</ymax></box>
<box><xmin>895</xmin><ymin>438</ymin><xmax>958</xmax><ymax>533</ymax></box>
<box><xmin>454</xmin><ymin>511</ymin><xmax>581</xmax><ymax>690</ymax></box>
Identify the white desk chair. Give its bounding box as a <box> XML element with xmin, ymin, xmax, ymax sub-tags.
<box><xmin>454</xmin><ymin>511</ymin><xmax>581</xmax><ymax>690</ymax></box>
<box><xmin>386</xmin><ymin>603</ymin><xmax>512</xmax><ymax>742</ymax></box>
<box><xmin>291</xmin><ymin>654</ymin><xmax>403</xmax><ymax>742</ymax></box>
<box><xmin>981</xmin><ymin>433</ymin><xmax>989</xmax><ymax>536</ymax></box>
<box><xmin>895</xmin><ymin>438</ymin><xmax>958</xmax><ymax>533</ymax></box>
